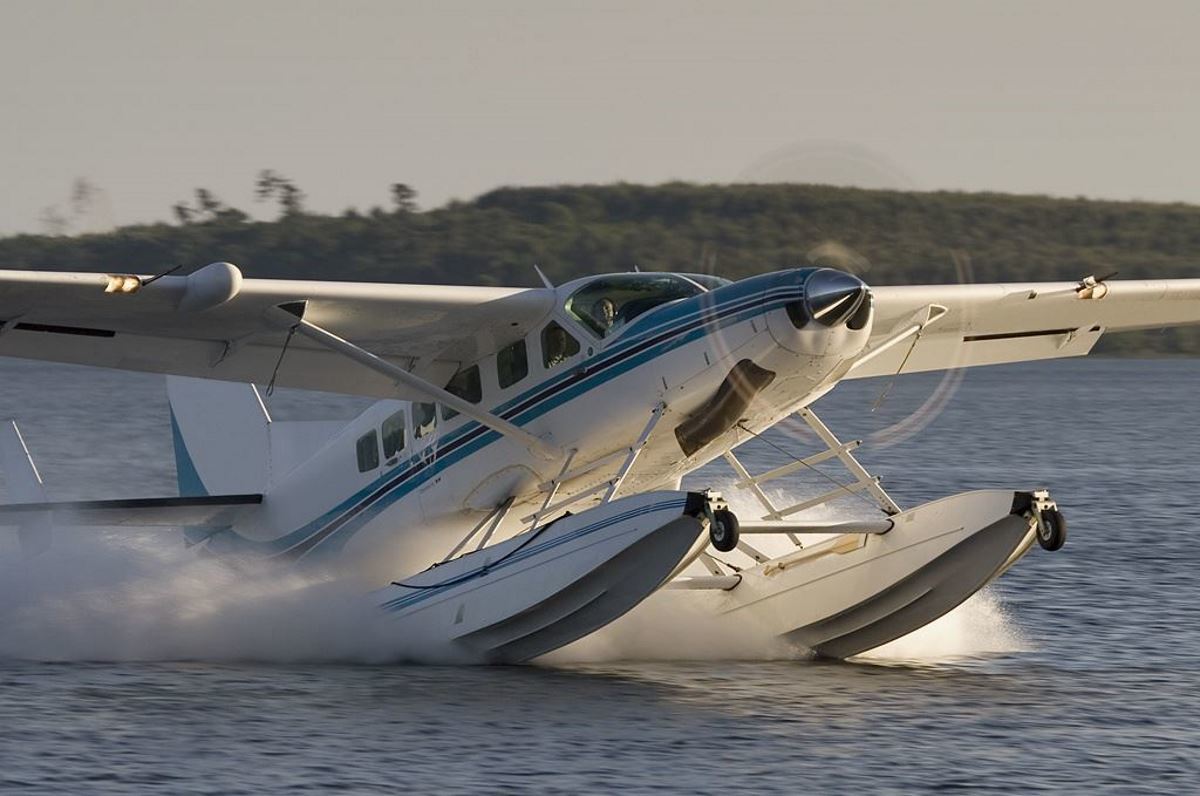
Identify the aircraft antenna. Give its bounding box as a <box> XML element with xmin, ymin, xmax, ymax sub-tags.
<box><xmin>533</xmin><ymin>264</ymin><xmax>555</xmax><ymax>289</ymax></box>
<box><xmin>140</xmin><ymin>264</ymin><xmax>183</xmax><ymax>287</ymax></box>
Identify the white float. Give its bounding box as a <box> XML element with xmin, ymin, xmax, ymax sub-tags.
<box><xmin>375</xmin><ymin>490</ymin><xmax>710</xmax><ymax>663</ymax></box>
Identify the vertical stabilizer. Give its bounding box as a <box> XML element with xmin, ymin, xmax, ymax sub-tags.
<box><xmin>166</xmin><ymin>376</ymin><xmax>271</xmax><ymax>497</ymax></box>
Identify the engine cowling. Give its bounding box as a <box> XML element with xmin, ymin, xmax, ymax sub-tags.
<box><xmin>766</xmin><ymin>268</ymin><xmax>873</xmax><ymax>358</ymax></box>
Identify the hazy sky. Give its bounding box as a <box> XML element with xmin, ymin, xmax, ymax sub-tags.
<box><xmin>3</xmin><ymin>0</ymin><xmax>1199</xmax><ymax>235</ymax></box>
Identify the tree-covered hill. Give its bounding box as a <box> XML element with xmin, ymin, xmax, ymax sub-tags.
<box><xmin>3</xmin><ymin>181</ymin><xmax>1198</xmax><ymax>353</ymax></box>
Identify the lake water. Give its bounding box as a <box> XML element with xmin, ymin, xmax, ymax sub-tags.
<box><xmin>0</xmin><ymin>358</ymin><xmax>1198</xmax><ymax>793</ymax></box>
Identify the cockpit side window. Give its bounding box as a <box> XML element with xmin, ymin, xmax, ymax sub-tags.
<box><xmin>497</xmin><ymin>339</ymin><xmax>529</xmax><ymax>389</ymax></box>
<box><xmin>413</xmin><ymin>402</ymin><xmax>438</xmax><ymax>439</ymax></box>
<box><xmin>541</xmin><ymin>322</ymin><xmax>580</xmax><ymax>369</ymax></box>
<box><xmin>564</xmin><ymin>274</ymin><xmax>704</xmax><ymax>338</ymax></box>
<box><xmin>381</xmin><ymin>410</ymin><xmax>406</xmax><ymax>459</ymax></box>
<box><xmin>441</xmin><ymin>364</ymin><xmax>481</xmax><ymax>421</ymax></box>
<box><xmin>356</xmin><ymin>430</ymin><xmax>380</xmax><ymax>472</ymax></box>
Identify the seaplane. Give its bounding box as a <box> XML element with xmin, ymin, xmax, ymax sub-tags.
<box><xmin>1</xmin><ymin>262</ymin><xmax>1198</xmax><ymax>662</ymax></box>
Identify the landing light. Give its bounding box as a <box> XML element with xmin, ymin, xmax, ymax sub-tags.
<box><xmin>104</xmin><ymin>274</ymin><xmax>142</xmax><ymax>294</ymax></box>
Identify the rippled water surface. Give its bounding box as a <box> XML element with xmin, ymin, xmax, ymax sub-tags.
<box><xmin>1</xmin><ymin>358</ymin><xmax>1198</xmax><ymax>793</ymax></box>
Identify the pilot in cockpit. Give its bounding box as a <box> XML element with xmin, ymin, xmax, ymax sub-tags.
<box><xmin>591</xmin><ymin>297</ymin><xmax>617</xmax><ymax>335</ymax></box>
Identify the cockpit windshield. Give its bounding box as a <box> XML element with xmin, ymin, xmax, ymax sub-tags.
<box><xmin>564</xmin><ymin>274</ymin><xmax>710</xmax><ymax>339</ymax></box>
<box><xmin>679</xmin><ymin>273</ymin><xmax>733</xmax><ymax>291</ymax></box>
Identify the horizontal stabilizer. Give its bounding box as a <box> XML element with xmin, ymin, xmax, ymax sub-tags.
<box><xmin>0</xmin><ymin>494</ymin><xmax>262</xmax><ymax>527</ymax></box>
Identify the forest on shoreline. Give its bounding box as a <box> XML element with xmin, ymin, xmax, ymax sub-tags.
<box><xmin>3</xmin><ymin>178</ymin><xmax>1198</xmax><ymax>355</ymax></box>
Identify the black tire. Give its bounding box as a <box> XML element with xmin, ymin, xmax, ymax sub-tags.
<box><xmin>1037</xmin><ymin>508</ymin><xmax>1067</xmax><ymax>551</ymax></box>
<box><xmin>710</xmin><ymin>508</ymin><xmax>740</xmax><ymax>553</ymax></box>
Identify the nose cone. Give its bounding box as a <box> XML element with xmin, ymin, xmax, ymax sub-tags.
<box><xmin>804</xmin><ymin>269</ymin><xmax>870</xmax><ymax>328</ymax></box>
<box><xmin>769</xmin><ymin>268</ymin><xmax>875</xmax><ymax>356</ymax></box>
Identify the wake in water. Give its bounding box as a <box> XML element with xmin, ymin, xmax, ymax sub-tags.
<box><xmin>0</xmin><ymin>479</ymin><xmax>1030</xmax><ymax>665</ymax></box>
<box><xmin>858</xmin><ymin>588</ymin><xmax>1029</xmax><ymax>662</ymax></box>
<box><xmin>0</xmin><ymin>528</ymin><xmax>406</xmax><ymax>663</ymax></box>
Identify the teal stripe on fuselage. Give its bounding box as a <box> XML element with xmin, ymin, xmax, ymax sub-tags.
<box><xmin>305</xmin><ymin>281</ymin><xmax>803</xmax><ymax>558</ymax></box>
<box><xmin>212</xmin><ymin>274</ymin><xmax>805</xmax><ymax>560</ymax></box>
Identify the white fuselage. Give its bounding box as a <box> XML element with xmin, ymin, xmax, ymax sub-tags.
<box><xmin>197</xmin><ymin>268</ymin><xmax>875</xmax><ymax>578</ymax></box>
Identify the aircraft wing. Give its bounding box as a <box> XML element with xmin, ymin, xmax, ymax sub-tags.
<box><xmin>847</xmin><ymin>278</ymin><xmax>1200</xmax><ymax>379</ymax></box>
<box><xmin>0</xmin><ymin>264</ymin><xmax>554</xmax><ymax>399</ymax></box>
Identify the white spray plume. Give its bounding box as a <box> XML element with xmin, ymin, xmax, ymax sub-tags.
<box><xmin>0</xmin><ymin>527</ymin><xmax>409</xmax><ymax>663</ymax></box>
<box><xmin>0</xmin><ymin>479</ymin><xmax>1029</xmax><ymax>665</ymax></box>
<box><xmin>858</xmin><ymin>588</ymin><xmax>1029</xmax><ymax>662</ymax></box>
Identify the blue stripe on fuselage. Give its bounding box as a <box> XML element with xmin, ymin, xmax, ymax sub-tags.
<box><xmin>207</xmin><ymin>270</ymin><xmax>811</xmax><ymax>561</ymax></box>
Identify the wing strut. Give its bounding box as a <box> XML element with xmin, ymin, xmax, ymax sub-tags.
<box><xmin>267</xmin><ymin>303</ymin><xmax>562</xmax><ymax>460</ymax></box>
<box><xmin>846</xmin><ymin>303</ymin><xmax>948</xmax><ymax>375</ymax></box>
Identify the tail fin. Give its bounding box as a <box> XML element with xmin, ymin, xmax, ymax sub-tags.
<box><xmin>0</xmin><ymin>420</ymin><xmax>52</xmax><ymax>556</ymax></box>
<box><xmin>167</xmin><ymin>376</ymin><xmax>271</xmax><ymax>497</ymax></box>
<box><xmin>166</xmin><ymin>376</ymin><xmax>349</xmax><ymax>497</ymax></box>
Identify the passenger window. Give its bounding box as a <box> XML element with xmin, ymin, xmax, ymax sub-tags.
<box><xmin>381</xmin><ymin>410</ymin><xmax>406</xmax><ymax>458</ymax></box>
<box><xmin>497</xmin><ymin>339</ymin><xmax>529</xmax><ymax>389</ymax></box>
<box><xmin>413</xmin><ymin>402</ymin><xmax>437</xmax><ymax>439</ymax></box>
<box><xmin>356</xmin><ymin>430</ymin><xmax>380</xmax><ymax>472</ymax></box>
<box><xmin>541</xmin><ymin>322</ymin><xmax>580</xmax><ymax>369</ymax></box>
<box><xmin>441</xmin><ymin>365</ymin><xmax>481</xmax><ymax>421</ymax></box>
